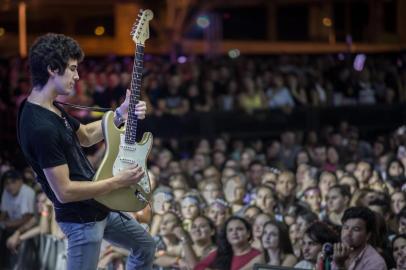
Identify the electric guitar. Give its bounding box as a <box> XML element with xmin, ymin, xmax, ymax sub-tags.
<box><xmin>93</xmin><ymin>9</ymin><xmax>154</xmax><ymax>212</ymax></box>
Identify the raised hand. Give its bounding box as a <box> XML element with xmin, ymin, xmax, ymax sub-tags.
<box><xmin>118</xmin><ymin>89</ymin><xmax>147</xmax><ymax>120</ymax></box>
<box><xmin>333</xmin><ymin>242</ymin><xmax>353</xmax><ymax>268</ymax></box>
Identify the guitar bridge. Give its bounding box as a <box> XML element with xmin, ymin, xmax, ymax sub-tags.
<box><xmin>134</xmin><ymin>190</ymin><xmax>147</xmax><ymax>203</ymax></box>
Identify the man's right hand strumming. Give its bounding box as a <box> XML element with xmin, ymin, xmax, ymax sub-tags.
<box><xmin>115</xmin><ymin>165</ymin><xmax>145</xmax><ymax>188</ymax></box>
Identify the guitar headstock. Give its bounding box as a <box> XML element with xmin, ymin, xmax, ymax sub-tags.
<box><xmin>131</xmin><ymin>9</ymin><xmax>154</xmax><ymax>45</ymax></box>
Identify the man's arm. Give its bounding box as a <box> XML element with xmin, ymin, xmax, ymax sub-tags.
<box><xmin>3</xmin><ymin>213</ymin><xmax>33</xmax><ymax>230</ymax></box>
<box><xmin>43</xmin><ymin>163</ymin><xmax>144</xmax><ymax>203</ymax></box>
<box><xmin>76</xmin><ymin>120</ymin><xmax>103</xmax><ymax>147</ymax></box>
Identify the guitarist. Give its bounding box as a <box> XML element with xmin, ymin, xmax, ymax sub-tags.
<box><xmin>17</xmin><ymin>33</ymin><xmax>155</xmax><ymax>270</ymax></box>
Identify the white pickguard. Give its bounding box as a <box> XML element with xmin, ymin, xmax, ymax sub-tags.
<box><xmin>112</xmin><ymin>134</ymin><xmax>151</xmax><ymax>193</ymax></box>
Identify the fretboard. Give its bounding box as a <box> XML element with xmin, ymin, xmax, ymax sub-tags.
<box><xmin>124</xmin><ymin>44</ymin><xmax>144</xmax><ymax>144</ymax></box>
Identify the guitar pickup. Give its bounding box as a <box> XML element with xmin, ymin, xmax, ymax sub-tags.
<box><xmin>119</xmin><ymin>158</ymin><xmax>137</xmax><ymax>164</ymax></box>
<box><xmin>120</xmin><ymin>145</ymin><xmax>137</xmax><ymax>151</ymax></box>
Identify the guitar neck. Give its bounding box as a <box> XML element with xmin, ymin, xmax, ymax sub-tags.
<box><xmin>125</xmin><ymin>44</ymin><xmax>144</xmax><ymax>145</ymax></box>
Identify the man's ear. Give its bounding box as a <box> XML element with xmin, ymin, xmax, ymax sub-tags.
<box><xmin>47</xmin><ymin>65</ymin><xmax>59</xmax><ymax>76</ymax></box>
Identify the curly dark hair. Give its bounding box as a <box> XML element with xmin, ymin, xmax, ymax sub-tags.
<box><xmin>211</xmin><ymin>216</ymin><xmax>252</xmax><ymax>270</ymax></box>
<box><xmin>29</xmin><ymin>33</ymin><xmax>84</xmax><ymax>87</ymax></box>
<box><xmin>305</xmin><ymin>221</ymin><xmax>339</xmax><ymax>245</ymax></box>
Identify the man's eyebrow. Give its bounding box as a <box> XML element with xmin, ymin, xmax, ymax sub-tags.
<box><xmin>69</xmin><ymin>65</ymin><xmax>78</xmax><ymax>68</ymax></box>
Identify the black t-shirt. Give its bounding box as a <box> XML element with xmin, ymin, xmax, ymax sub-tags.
<box><xmin>18</xmin><ymin>100</ymin><xmax>109</xmax><ymax>223</ymax></box>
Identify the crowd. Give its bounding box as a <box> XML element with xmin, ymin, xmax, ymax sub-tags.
<box><xmin>1</xmin><ymin>53</ymin><xmax>406</xmax><ymax>118</ymax></box>
<box><xmin>1</xmin><ymin>53</ymin><xmax>406</xmax><ymax>269</ymax></box>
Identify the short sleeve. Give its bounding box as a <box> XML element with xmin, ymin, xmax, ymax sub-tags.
<box><xmin>19</xmin><ymin>186</ymin><xmax>35</xmax><ymax>215</ymax></box>
<box><xmin>33</xmin><ymin>127</ymin><xmax>67</xmax><ymax>169</ymax></box>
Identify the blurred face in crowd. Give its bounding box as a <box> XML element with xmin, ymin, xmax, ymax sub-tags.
<box><xmin>389</xmin><ymin>160</ymin><xmax>404</xmax><ymax>178</ymax></box>
<box><xmin>354</xmin><ymin>161</ymin><xmax>372</xmax><ymax>185</ymax></box>
<box><xmin>297</xmin><ymin>164</ymin><xmax>317</xmax><ymax>188</ymax></box>
<box><xmin>107</xmin><ymin>73</ymin><xmax>120</xmax><ymax>88</ymax></box>
<box><xmin>224</xmin><ymin>159</ymin><xmax>239</xmax><ymax>170</ymax></box>
<box><xmin>327</xmin><ymin>187</ymin><xmax>348</xmax><ymax>214</ymax></box>
<box><xmin>313</xmin><ymin>146</ymin><xmax>327</xmax><ymax>166</ymax></box>
<box><xmin>261</xmin><ymin>171</ymin><xmax>278</xmax><ymax>188</ymax></box>
<box><xmin>221</xmin><ymin>167</ymin><xmax>237</xmax><ymax>184</ymax></box>
<box><xmin>267</xmin><ymin>141</ymin><xmax>281</xmax><ymax>160</ymax></box>
<box><xmin>157</xmin><ymin>150</ymin><xmax>172</xmax><ymax>170</ymax></box>
<box><xmin>243</xmin><ymin>207</ymin><xmax>261</xmax><ymax>225</ymax></box>
<box><xmin>202</xmin><ymin>181</ymin><xmax>222</xmax><ymax>205</ymax></box>
<box><xmin>240</xmin><ymin>150</ymin><xmax>254</xmax><ymax>171</ymax></box>
<box><xmin>207</xmin><ymin>203</ymin><xmax>229</xmax><ymax>228</ymax></box>
<box><xmin>214</xmin><ymin>138</ymin><xmax>227</xmax><ymax>152</ymax></box>
<box><xmin>360</xmin><ymin>191</ymin><xmax>379</xmax><ymax>207</ymax></box>
<box><xmin>296</xmin><ymin>216</ymin><xmax>310</xmax><ymax>237</ymax></box>
<box><xmin>213</xmin><ymin>151</ymin><xmax>226</xmax><ymax>169</ymax></box>
<box><xmin>255</xmin><ymin>186</ymin><xmax>276</xmax><ymax>214</ymax></box>
<box><xmin>327</xmin><ymin>147</ymin><xmax>339</xmax><ymax>165</ymax></box>
<box><xmin>224</xmin><ymin>178</ymin><xmax>245</xmax><ymax>204</ymax></box>
<box><xmin>169</xmin><ymin>175</ymin><xmax>188</xmax><ymax>202</ymax></box>
<box><xmin>296</xmin><ymin>150</ymin><xmax>310</xmax><ymax>166</ymax></box>
<box><xmin>5</xmin><ymin>178</ymin><xmax>23</xmax><ymax>196</ymax></box>
<box><xmin>339</xmin><ymin>176</ymin><xmax>358</xmax><ymax>194</ymax></box>
<box><xmin>399</xmin><ymin>217</ymin><xmax>406</xmax><ymax>234</ymax></box>
<box><xmin>204</xmin><ymin>166</ymin><xmax>221</xmax><ymax>183</ymax></box>
<box><xmin>276</xmin><ymin>172</ymin><xmax>296</xmax><ymax>199</ymax></box>
<box><xmin>159</xmin><ymin>213</ymin><xmax>179</xmax><ymax>237</ymax></box>
<box><xmin>391</xmin><ymin>192</ymin><xmax>406</xmax><ymax>215</ymax></box>
<box><xmin>261</xmin><ymin>223</ymin><xmax>280</xmax><ymax>250</ymax></box>
<box><xmin>168</xmin><ymin>161</ymin><xmax>182</xmax><ymax>175</ymax></box>
<box><xmin>226</xmin><ymin>219</ymin><xmax>250</xmax><ymax>247</ymax></box>
<box><xmin>302</xmin><ymin>234</ymin><xmax>322</xmax><ymax>262</ymax></box>
<box><xmin>345</xmin><ymin>162</ymin><xmax>357</xmax><ymax>174</ymax></box>
<box><xmin>181</xmin><ymin>198</ymin><xmax>200</xmax><ymax>220</ymax></box>
<box><xmin>253</xmin><ymin>214</ymin><xmax>272</xmax><ymax>241</ymax></box>
<box><xmin>289</xmin><ymin>223</ymin><xmax>301</xmax><ymax>244</ymax></box>
<box><xmin>318</xmin><ymin>172</ymin><xmax>337</xmax><ymax>199</ymax></box>
<box><xmin>190</xmin><ymin>217</ymin><xmax>215</xmax><ymax>243</ymax></box>
<box><xmin>341</xmin><ymin>218</ymin><xmax>370</xmax><ymax>249</ymax></box>
<box><xmin>194</xmin><ymin>154</ymin><xmax>208</xmax><ymax>171</ymax></box>
<box><xmin>304</xmin><ymin>189</ymin><xmax>321</xmax><ymax>213</ymax></box>
<box><xmin>393</xmin><ymin>237</ymin><xmax>406</xmax><ymax>263</ymax></box>
<box><xmin>249</xmin><ymin>163</ymin><xmax>264</xmax><ymax>186</ymax></box>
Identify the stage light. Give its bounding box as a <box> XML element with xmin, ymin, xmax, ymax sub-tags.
<box><xmin>177</xmin><ymin>56</ymin><xmax>187</xmax><ymax>64</ymax></box>
<box><xmin>94</xmin><ymin>26</ymin><xmax>105</xmax><ymax>36</ymax></box>
<box><xmin>0</xmin><ymin>27</ymin><xmax>5</xmax><ymax>37</ymax></box>
<box><xmin>196</xmin><ymin>15</ymin><xmax>210</xmax><ymax>29</ymax></box>
<box><xmin>322</xmin><ymin>17</ymin><xmax>332</xmax><ymax>27</ymax></box>
<box><xmin>228</xmin><ymin>49</ymin><xmax>240</xmax><ymax>59</ymax></box>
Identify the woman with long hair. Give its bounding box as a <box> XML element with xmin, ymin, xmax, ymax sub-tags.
<box><xmin>261</xmin><ymin>220</ymin><xmax>297</xmax><ymax>267</ymax></box>
<box><xmin>194</xmin><ymin>216</ymin><xmax>264</xmax><ymax>270</ymax></box>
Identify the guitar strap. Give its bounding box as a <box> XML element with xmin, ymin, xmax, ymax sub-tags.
<box><xmin>54</xmin><ymin>101</ymin><xmax>112</xmax><ymax>112</ymax></box>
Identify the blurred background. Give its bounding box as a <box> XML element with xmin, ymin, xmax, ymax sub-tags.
<box><xmin>2</xmin><ymin>1</ymin><xmax>406</xmax><ymax>270</ymax></box>
<box><xmin>1</xmin><ymin>0</ymin><xmax>406</xmax><ymax>153</ymax></box>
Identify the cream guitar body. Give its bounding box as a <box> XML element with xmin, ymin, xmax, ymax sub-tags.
<box><xmin>92</xmin><ymin>9</ymin><xmax>154</xmax><ymax>211</ymax></box>
<box><xmin>93</xmin><ymin>111</ymin><xmax>153</xmax><ymax>212</ymax></box>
